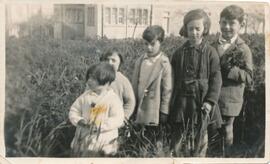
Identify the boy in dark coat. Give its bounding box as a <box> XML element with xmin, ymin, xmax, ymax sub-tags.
<box><xmin>213</xmin><ymin>5</ymin><xmax>253</xmax><ymax>156</ymax></box>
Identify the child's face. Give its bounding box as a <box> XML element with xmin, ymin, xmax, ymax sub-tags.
<box><xmin>86</xmin><ymin>77</ymin><xmax>101</xmax><ymax>91</ymax></box>
<box><xmin>105</xmin><ymin>52</ymin><xmax>121</xmax><ymax>71</ymax></box>
<box><xmin>219</xmin><ymin>17</ymin><xmax>243</xmax><ymax>40</ymax></box>
<box><xmin>145</xmin><ymin>39</ymin><xmax>161</xmax><ymax>57</ymax></box>
<box><xmin>186</xmin><ymin>18</ymin><xmax>205</xmax><ymax>45</ymax></box>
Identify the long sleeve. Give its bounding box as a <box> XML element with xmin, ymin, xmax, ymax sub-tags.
<box><xmin>227</xmin><ymin>45</ymin><xmax>253</xmax><ymax>85</ymax></box>
<box><xmin>169</xmin><ymin>48</ymin><xmax>181</xmax><ymax>111</ymax></box>
<box><xmin>69</xmin><ymin>95</ymin><xmax>84</xmax><ymax>126</ymax></box>
<box><xmin>100</xmin><ymin>95</ymin><xmax>124</xmax><ymax>132</ymax></box>
<box><xmin>131</xmin><ymin>59</ymin><xmax>140</xmax><ymax>99</ymax></box>
<box><xmin>204</xmin><ymin>47</ymin><xmax>222</xmax><ymax>105</ymax></box>
<box><xmin>160</xmin><ymin>59</ymin><xmax>173</xmax><ymax>114</ymax></box>
<box><xmin>122</xmin><ymin>77</ymin><xmax>136</xmax><ymax>119</ymax></box>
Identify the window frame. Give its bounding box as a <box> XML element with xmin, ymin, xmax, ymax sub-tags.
<box><xmin>65</xmin><ymin>7</ymin><xmax>84</xmax><ymax>24</ymax></box>
<box><xmin>87</xmin><ymin>6</ymin><xmax>96</xmax><ymax>26</ymax></box>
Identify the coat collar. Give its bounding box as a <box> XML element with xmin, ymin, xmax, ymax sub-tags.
<box><xmin>143</xmin><ymin>51</ymin><xmax>162</xmax><ymax>63</ymax></box>
<box><xmin>136</xmin><ymin>52</ymin><xmax>166</xmax><ymax>97</ymax></box>
<box><xmin>184</xmin><ymin>39</ymin><xmax>208</xmax><ymax>51</ymax></box>
<box><xmin>218</xmin><ymin>34</ymin><xmax>238</xmax><ymax>44</ymax></box>
<box><xmin>214</xmin><ymin>35</ymin><xmax>245</xmax><ymax>57</ymax></box>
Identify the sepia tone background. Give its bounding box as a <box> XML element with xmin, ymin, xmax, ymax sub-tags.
<box><xmin>6</xmin><ymin>2</ymin><xmax>265</xmax><ymax>39</ymax></box>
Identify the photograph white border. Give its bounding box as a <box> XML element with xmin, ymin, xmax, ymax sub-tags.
<box><xmin>1</xmin><ymin>0</ymin><xmax>269</xmax><ymax>163</ymax></box>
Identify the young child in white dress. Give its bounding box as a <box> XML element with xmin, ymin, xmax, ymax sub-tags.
<box><xmin>69</xmin><ymin>63</ymin><xmax>124</xmax><ymax>156</ymax></box>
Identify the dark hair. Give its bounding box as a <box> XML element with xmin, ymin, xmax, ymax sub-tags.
<box><xmin>85</xmin><ymin>62</ymin><xmax>115</xmax><ymax>85</ymax></box>
<box><xmin>220</xmin><ymin>5</ymin><xmax>245</xmax><ymax>23</ymax></box>
<box><xmin>179</xmin><ymin>9</ymin><xmax>211</xmax><ymax>37</ymax></box>
<box><xmin>143</xmin><ymin>25</ymin><xmax>165</xmax><ymax>43</ymax></box>
<box><xmin>99</xmin><ymin>48</ymin><xmax>124</xmax><ymax>66</ymax></box>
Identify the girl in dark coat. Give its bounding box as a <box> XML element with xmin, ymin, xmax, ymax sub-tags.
<box><xmin>169</xmin><ymin>9</ymin><xmax>222</xmax><ymax>157</ymax></box>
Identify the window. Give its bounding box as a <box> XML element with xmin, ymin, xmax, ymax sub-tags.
<box><xmin>87</xmin><ymin>7</ymin><xmax>95</xmax><ymax>26</ymax></box>
<box><xmin>129</xmin><ymin>9</ymin><xmax>136</xmax><ymax>24</ymax></box>
<box><xmin>65</xmin><ymin>8</ymin><xmax>83</xmax><ymax>24</ymax></box>
<box><xmin>105</xmin><ymin>8</ymin><xmax>111</xmax><ymax>24</ymax></box>
<box><xmin>142</xmin><ymin>9</ymin><xmax>148</xmax><ymax>25</ymax></box>
<box><xmin>112</xmin><ymin>8</ymin><xmax>118</xmax><ymax>24</ymax></box>
<box><xmin>76</xmin><ymin>9</ymin><xmax>83</xmax><ymax>23</ymax></box>
<box><xmin>104</xmin><ymin>7</ymin><xmax>127</xmax><ymax>25</ymax></box>
<box><xmin>136</xmin><ymin>9</ymin><xmax>142</xmax><ymax>25</ymax></box>
<box><xmin>128</xmin><ymin>8</ymin><xmax>148</xmax><ymax>25</ymax></box>
<box><xmin>119</xmin><ymin>8</ymin><xmax>125</xmax><ymax>24</ymax></box>
<box><xmin>54</xmin><ymin>7</ymin><xmax>61</xmax><ymax>21</ymax></box>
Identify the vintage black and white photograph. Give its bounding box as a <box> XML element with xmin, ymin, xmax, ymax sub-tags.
<box><xmin>2</xmin><ymin>0</ymin><xmax>269</xmax><ymax>162</ymax></box>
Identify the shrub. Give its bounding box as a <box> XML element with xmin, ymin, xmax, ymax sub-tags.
<box><xmin>5</xmin><ymin>34</ymin><xmax>265</xmax><ymax>157</ymax></box>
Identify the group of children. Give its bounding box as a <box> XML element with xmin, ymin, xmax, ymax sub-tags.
<box><xmin>68</xmin><ymin>5</ymin><xmax>253</xmax><ymax>157</ymax></box>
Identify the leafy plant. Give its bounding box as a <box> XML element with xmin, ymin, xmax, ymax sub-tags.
<box><xmin>5</xmin><ymin>34</ymin><xmax>265</xmax><ymax>157</ymax></box>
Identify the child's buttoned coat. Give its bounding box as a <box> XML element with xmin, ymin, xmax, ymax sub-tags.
<box><xmin>132</xmin><ymin>52</ymin><xmax>172</xmax><ymax>126</ymax></box>
<box><xmin>169</xmin><ymin>40</ymin><xmax>223</xmax><ymax>129</ymax></box>
<box><xmin>213</xmin><ymin>37</ymin><xmax>253</xmax><ymax>116</ymax></box>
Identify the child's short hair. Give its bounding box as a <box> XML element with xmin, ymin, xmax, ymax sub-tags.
<box><xmin>85</xmin><ymin>63</ymin><xmax>115</xmax><ymax>85</ymax></box>
<box><xmin>143</xmin><ymin>25</ymin><xmax>165</xmax><ymax>43</ymax></box>
<box><xmin>100</xmin><ymin>48</ymin><xmax>124</xmax><ymax>66</ymax></box>
<box><xmin>220</xmin><ymin>5</ymin><xmax>245</xmax><ymax>23</ymax></box>
<box><xmin>179</xmin><ymin>9</ymin><xmax>211</xmax><ymax>37</ymax></box>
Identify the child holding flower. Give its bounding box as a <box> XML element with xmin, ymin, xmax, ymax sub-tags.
<box><xmin>69</xmin><ymin>63</ymin><xmax>124</xmax><ymax>156</ymax></box>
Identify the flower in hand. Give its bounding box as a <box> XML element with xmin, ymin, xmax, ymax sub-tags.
<box><xmin>77</xmin><ymin>119</ymin><xmax>98</xmax><ymax>133</ymax></box>
<box><xmin>201</xmin><ymin>102</ymin><xmax>212</xmax><ymax>114</ymax></box>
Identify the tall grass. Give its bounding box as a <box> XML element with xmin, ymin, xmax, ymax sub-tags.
<box><xmin>5</xmin><ymin>34</ymin><xmax>265</xmax><ymax>157</ymax></box>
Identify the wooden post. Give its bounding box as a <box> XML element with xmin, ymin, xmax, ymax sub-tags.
<box><xmin>132</xmin><ymin>22</ymin><xmax>138</xmax><ymax>39</ymax></box>
<box><xmin>245</xmin><ymin>14</ymin><xmax>248</xmax><ymax>34</ymax></box>
<box><xmin>101</xmin><ymin>4</ymin><xmax>104</xmax><ymax>38</ymax></box>
<box><xmin>150</xmin><ymin>4</ymin><xmax>153</xmax><ymax>26</ymax></box>
<box><xmin>125</xmin><ymin>5</ymin><xmax>128</xmax><ymax>38</ymax></box>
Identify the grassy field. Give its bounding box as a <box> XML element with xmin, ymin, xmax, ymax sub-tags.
<box><xmin>5</xmin><ymin>34</ymin><xmax>265</xmax><ymax>157</ymax></box>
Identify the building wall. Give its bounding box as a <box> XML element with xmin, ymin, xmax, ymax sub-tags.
<box><xmin>63</xmin><ymin>4</ymin><xmax>84</xmax><ymax>40</ymax></box>
<box><xmin>101</xmin><ymin>4</ymin><xmax>151</xmax><ymax>38</ymax></box>
<box><xmin>84</xmin><ymin>4</ymin><xmax>98</xmax><ymax>38</ymax></box>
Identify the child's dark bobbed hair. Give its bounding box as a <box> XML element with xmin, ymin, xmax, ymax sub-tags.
<box><xmin>220</xmin><ymin>5</ymin><xmax>245</xmax><ymax>23</ymax></box>
<box><xmin>143</xmin><ymin>25</ymin><xmax>165</xmax><ymax>43</ymax></box>
<box><xmin>85</xmin><ymin>62</ymin><xmax>115</xmax><ymax>85</ymax></box>
<box><xmin>179</xmin><ymin>9</ymin><xmax>211</xmax><ymax>37</ymax></box>
<box><xmin>99</xmin><ymin>47</ymin><xmax>124</xmax><ymax>66</ymax></box>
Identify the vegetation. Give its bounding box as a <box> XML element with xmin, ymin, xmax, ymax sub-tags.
<box><xmin>5</xmin><ymin>34</ymin><xmax>265</xmax><ymax>157</ymax></box>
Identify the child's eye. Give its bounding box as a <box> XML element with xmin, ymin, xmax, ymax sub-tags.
<box><xmin>220</xmin><ymin>21</ymin><xmax>226</xmax><ymax>25</ymax></box>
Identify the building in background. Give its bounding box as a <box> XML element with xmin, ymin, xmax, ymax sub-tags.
<box><xmin>53</xmin><ymin>4</ymin><xmax>153</xmax><ymax>39</ymax></box>
<box><xmin>6</xmin><ymin>4</ymin><xmax>54</xmax><ymax>37</ymax></box>
<box><xmin>6</xmin><ymin>2</ymin><xmax>265</xmax><ymax>39</ymax></box>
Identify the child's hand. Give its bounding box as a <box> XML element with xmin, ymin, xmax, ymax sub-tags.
<box><xmin>78</xmin><ymin>119</ymin><xmax>99</xmax><ymax>132</ymax></box>
<box><xmin>77</xmin><ymin>119</ymin><xmax>90</xmax><ymax>128</ymax></box>
<box><xmin>201</xmin><ymin>102</ymin><xmax>212</xmax><ymax>114</ymax></box>
<box><xmin>159</xmin><ymin>112</ymin><xmax>168</xmax><ymax>123</ymax></box>
<box><xmin>91</xmin><ymin>124</ymin><xmax>98</xmax><ymax>133</ymax></box>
